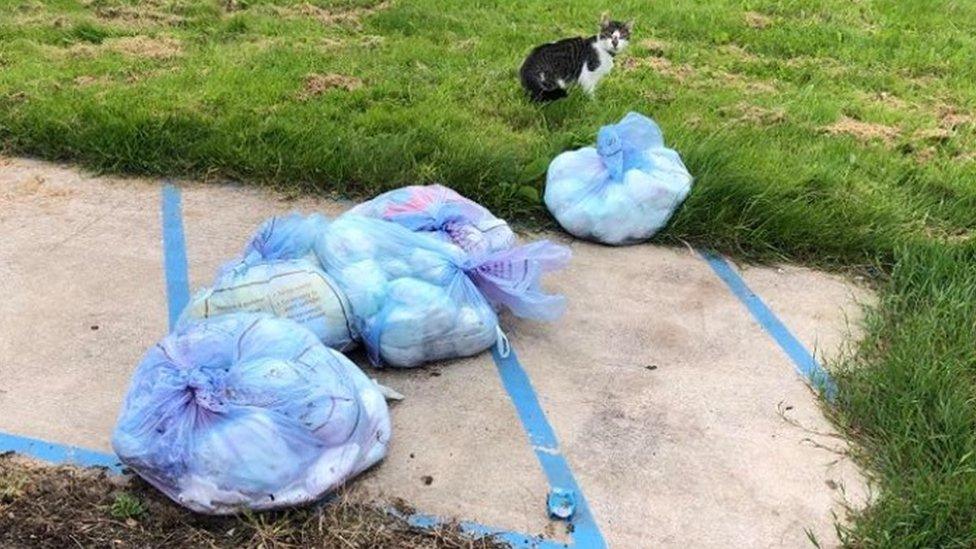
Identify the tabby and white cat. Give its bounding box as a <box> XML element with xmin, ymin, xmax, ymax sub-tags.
<box><xmin>519</xmin><ymin>15</ymin><xmax>633</xmax><ymax>102</ymax></box>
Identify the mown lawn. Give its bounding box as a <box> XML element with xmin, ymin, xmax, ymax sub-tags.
<box><xmin>1</xmin><ymin>0</ymin><xmax>975</xmax><ymax>546</ymax></box>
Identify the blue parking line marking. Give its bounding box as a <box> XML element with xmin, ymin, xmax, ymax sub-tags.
<box><xmin>162</xmin><ymin>183</ymin><xmax>190</xmax><ymax>329</ymax></box>
<box><xmin>403</xmin><ymin>511</ymin><xmax>569</xmax><ymax>548</ymax></box>
<box><xmin>492</xmin><ymin>344</ymin><xmax>607</xmax><ymax>549</ymax></box>
<box><xmin>0</xmin><ymin>431</ymin><xmax>122</xmax><ymax>473</ymax></box>
<box><xmin>700</xmin><ymin>251</ymin><xmax>838</xmax><ymax>401</ymax></box>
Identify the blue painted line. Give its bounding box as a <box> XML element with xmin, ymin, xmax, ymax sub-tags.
<box><xmin>492</xmin><ymin>344</ymin><xmax>607</xmax><ymax>549</ymax></box>
<box><xmin>402</xmin><ymin>511</ymin><xmax>569</xmax><ymax>549</ymax></box>
<box><xmin>699</xmin><ymin>251</ymin><xmax>837</xmax><ymax>401</ymax></box>
<box><xmin>0</xmin><ymin>431</ymin><xmax>122</xmax><ymax>473</ymax></box>
<box><xmin>162</xmin><ymin>183</ymin><xmax>190</xmax><ymax>330</ymax></box>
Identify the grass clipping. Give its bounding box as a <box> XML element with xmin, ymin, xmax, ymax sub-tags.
<box><xmin>0</xmin><ymin>455</ymin><xmax>504</xmax><ymax>548</ymax></box>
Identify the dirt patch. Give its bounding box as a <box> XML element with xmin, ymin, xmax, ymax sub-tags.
<box><xmin>625</xmin><ymin>55</ymin><xmax>775</xmax><ymax>93</ymax></box>
<box><xmin>863</xmin><ymin>91</ymin><xmax>909</xmax><ymax>112</ymax></box>
<box><xmin>902</xmin><ymin>72</ymin><xmax>939</xmax><ymax>90</ymax></box>
<box><xmin>639</xmin><ymin>38</ymin><xmax>668</xmax><ymax>56</ymax></box>
<box><xmin>922</xmin><ymin>225</ymin><xmax>974</xmax><ymax>243</ymax></box>
<box><xmin>715</xmin><ymin>70</ymin><xmax>777</xmax><ymax>93</ymax></box>
<box><xmin>0</xmin><ymin>91</ymin><xmax>28</xmax><ymax>106</ymax></box>
<box><xmin>64</xmin><ymin>42</ymin><xmax>100</xmax><ymax>58</ymax></box>
<box><xmin>91</xmin><ymin>3</ymin><xmax>184</xmax><ymax>27</ymax></box>
<box><xmin>723</xmin><ymin>102</ymin><xmax>786</xmax><ymax>125</ymax></box>
<box><xmin>915</xmin><ymin>146</ymin><xmax>938</xmax><ymax>164</ymax></box>
<box><xmin>283</xmin><ymin>0</ymin><xmax>392</xmax><ymax>27</ymax></box>
<box><xmin>11</xmin><ymin>13</ymin><xmax>69</xmax><ymax>28</ymax></box>
<box><xmin>718</xmin><ymin>44</ymin><xmax>759</xmax><ymax>62</ymax></box>
<box><xmin>453</xmin><ymin>38</ymin><xmax>477</xmax><ymax>51</ymax></box>
<box><xmin>744</xmin><ymin>11</ymin><xmax>773</xmax><ymax>29</ymax></box>
<box><xmin>297</xmin><ymin>73</ymin><xmax>364</xmax><ymax>100</ymax></box>
<box><xmin>822</xmin><ymin>116</ymin><xmax>900</xmax><ymax>145</ymax></box>
<box><xmin>744</xmin><ymin>80</ymin><xmax>777</xmax><ymax>94</ymax></box>
<box><xmin>319</xmin><ymin>37</ymin><xmax>345</xmax><ymax>48</ymax></box>
<box><xmin>0</xmin><ymin>175</ymin><xmax>73</xmax><ymax>203</ymax></box>
<box><xmin>361</xmin><ymin>35</ymin><xmax>386</xmax><ymax>48</ymax></box>
<box><xmin>687</xmin><ymin>68</ymin><xmax>777</xmax><ymax>94</ymax></box>
<box><xmin>782</xmin><ymin>55</ymin><xmax>847</xmax><ymax>77</ymax></box>
<box><xmin>73</xmin><ymin>75</ymin><xmax>110</xmax><ymax>87</ymax></box>
<box><xmin>0</xmin><ymin>455</ymin><xmax>503</xmax><ymax>548</ymax></box>
<box><xmin>107</xmin><ymin>35</ymin><xmax>182</xmax><ymax>60</ymax></box>
<box><xmin>957</xmin><ymin>150</ymin><xmax>976</xmax><ymax>163</ymax></box>
<box><xmin>625</xmin><ymin>56</ymin><xmax>696</xmax><ymax>82</ymax></box>
<box><xmin>914</xmin><ymin>127</ymin><xmax>953</xmax><ymax>143</ymax></box>
<box><xmin>116</xmin><ymin>66</ymin><xmax>178</xmax><ymax>84</ymax></box>
<box><xmin>939</xmin><ymin>106</ymin><xmax>974</xmax><ymax>130</ymax></box>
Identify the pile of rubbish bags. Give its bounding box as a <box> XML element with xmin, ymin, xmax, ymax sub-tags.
<box><xmin>113</xmin><ymin>185</ymin><xmax>571</xmax><ymax>514</ymax></box>
<box><xmin>113</xmin><ymin>111</ymin><xmax>691</xmax><ymax>516</ymax></box>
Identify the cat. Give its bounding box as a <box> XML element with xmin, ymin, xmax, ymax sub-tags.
<box><xmin>519</xmin><ymin>14</ymin><xmax>633</xmax><ymax>102</ymax></box>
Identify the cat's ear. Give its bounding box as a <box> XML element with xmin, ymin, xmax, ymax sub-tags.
<box><xmin>624</xmin><ymin>19</ymin><xmax>635</xmax><ymax>32</ymax></box>
<box><xmin>600</xmin><ymin>12</ymin><xmax>611</xmax><ymax>28</ymax></box>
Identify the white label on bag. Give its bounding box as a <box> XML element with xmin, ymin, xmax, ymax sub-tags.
<box><xmin>188</xmin><ymin>263</ymin><xmax>356</xmax><ymax>350</ymax></box>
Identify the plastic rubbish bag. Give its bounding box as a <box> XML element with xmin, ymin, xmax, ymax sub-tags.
<box><xmin>545</xmin><ymin>112</ymin><xmax>693</xmax><ymax>245</ymax></box>
<box><xmin>314</xmin><ymin>215</ymin><xmax>570</xmax><ymax>368</ymax></box>
<box><xmin>179</xmin><ymin>213</ymin><xmax>357</xmax><ymax>351</ymax></box>
<box><xmin>112</xmin><ymin>314</ymin><xmax>390</xmax><ymax>514</ymax></box>
<box><xmin>346</xmin><ymin>185</ymin><xmax>517</xmax><ymax>254</ymax></box>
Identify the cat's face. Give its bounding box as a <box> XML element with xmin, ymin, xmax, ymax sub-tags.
<box><xmin>598</xmin><ymin>18</ymin><xmax>633</xmax><ymax>54</ymax></box>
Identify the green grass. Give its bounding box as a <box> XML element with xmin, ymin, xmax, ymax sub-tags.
<box><xmin>1</xmin><ymin>0</ymin><xmax>975</xmax><ymax>546</ymax></box>
<box><xmin>109</xmin><ymin>492</ymin><xmax>147</xmax><ymax>519</ymax></box>
<box><xmin>834</xmin><ymin>242</ymin><xmax>976</xmax><ymax>547</ymax></box>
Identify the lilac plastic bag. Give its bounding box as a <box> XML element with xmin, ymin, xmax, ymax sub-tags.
<box><xmin>179</xmin><ymin>213</ymin><xmax>357</xmax><ymax>351</ymax></box>
<box><xmin>314</xmin><ymin>215</ymin><xmax>569</xmax><ymax>368</ymax></box>
<box><xmin>545</xmin><ymin>112</ymin><xmax>693</xmax><ymax>245</ymax></box>
<box><xmin>346</xmin><ymin>185</ymin><xmax>516</xmax><ymax>254</ymax></box>
<box><xmin>112</xmin><ymin>314</ymin><xmax>390</xmax><ymax>514</ymax></box>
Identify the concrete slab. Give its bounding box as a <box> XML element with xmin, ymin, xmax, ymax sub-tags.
<box><xmin>0</xmin><ymin>159</ymin><xmax>167</xmax><ymax>451</ymax></box>
<box><xmin>513</xmin><ymin>243</ymin><xmax>870</xmax><ymax>547</ymax></box>
<box><xmin>737</xmin><ymin>262</ymin><xmax>872</xmax><ymax>364</ymax></box>
<box><xmin>0</xmin><ymin>157</ymin><xmax>870</xmax><ymax>547</ymax></box>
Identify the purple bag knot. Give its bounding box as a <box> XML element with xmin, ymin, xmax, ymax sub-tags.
<box><xmin>463</xmin><ymin>240</ymin><xmax>571</xmax><ymax>321</ymax></box>
<box><xmin>186</xmin><ymin>369</ymin><xmax>229</xmax><ymax>413</ymax></box>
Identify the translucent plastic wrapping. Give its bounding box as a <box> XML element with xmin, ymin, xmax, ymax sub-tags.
<box><xmin>545</xmin><ymin>112</ymin><xmax>693</xmax><ymax>245</ymax></box>
<box><xmin>346</xmin><ymin>184</ymin><xmax>516</xmax><ymax>254</ymax></box>
<box><xmin>112</xmin><ymin>314</ymin><xmax>390</xmax><ymax>514</ymax></box>
<box><xmin>314</xmin><ymin>215</ymin><xmax>570</xmax><ymax>368</ymax></box>
<box><xmin>179</xmin><ymin>214</ymin><xmax>357</xmax><ymax>351</ymax></box>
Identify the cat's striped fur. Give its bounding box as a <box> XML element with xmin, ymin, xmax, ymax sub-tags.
<box><xmin>519</xmin><ymin>16</ymin><xmax>632</xmax><ymax>102</ymax></box>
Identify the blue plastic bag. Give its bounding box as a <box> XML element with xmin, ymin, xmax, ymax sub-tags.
<box><xmin>179</xmin><ymin>213</ymin><xmax>357</xmax><ymax>351</ymax></box>
<box><xmin>314</xmin><ymin>215</ymin><xmax>570</xmax><ymax>368</ymax></box>
<box><xmin>112</xmin><ymin>314</ymin><xmax>390</xmax><ymax>514</ymax></box>
<box><xmin>346</xmin><ymin>185</ymin><xmax>516</xmax><ymax>254</ymax></box>
<box><xmin>545</xmin><ymin>112</ymin><xmax>693</xmax><ymax>245</ymax></box>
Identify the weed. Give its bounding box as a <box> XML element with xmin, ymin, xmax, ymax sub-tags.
<box><xmin>110</xmin><ymin>492</ymin><xmax>147</xmax><ymax>519</ymax></box>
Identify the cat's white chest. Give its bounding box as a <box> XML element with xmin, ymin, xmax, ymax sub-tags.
<box><xmin>578</xmin><ymin>45</ymin><xmax>613</xmax><ymax>94</ymax></box>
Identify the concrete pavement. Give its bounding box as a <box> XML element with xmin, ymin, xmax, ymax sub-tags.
<box><xmin>0</xmin><ymin>157</ymin><xmax>871</xmax><ymax>547</ymax></box>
